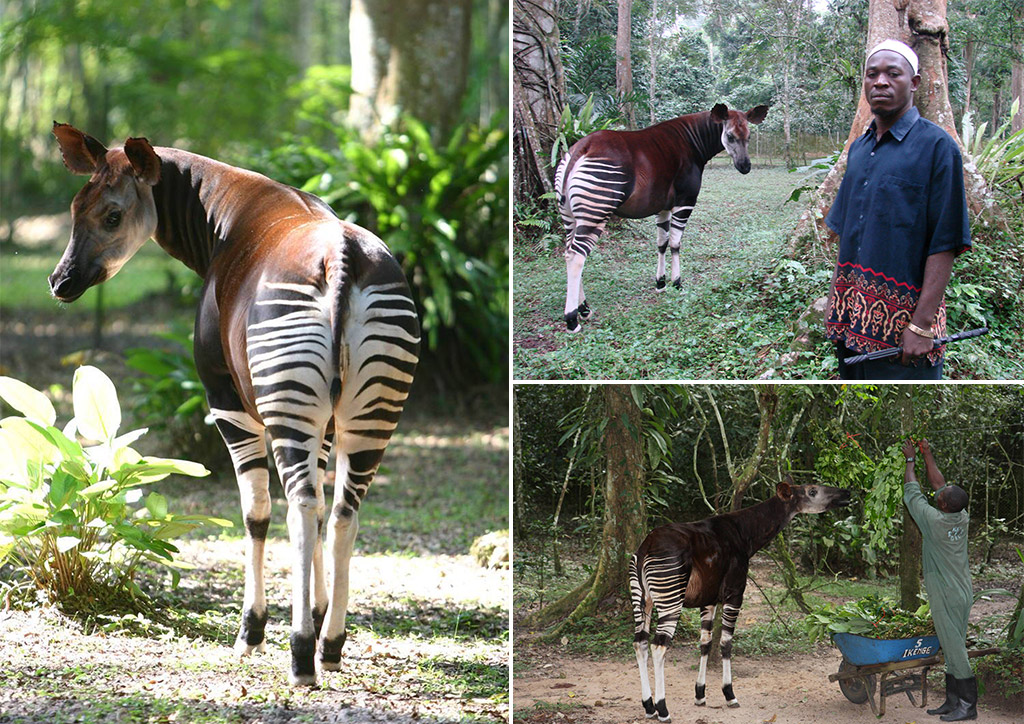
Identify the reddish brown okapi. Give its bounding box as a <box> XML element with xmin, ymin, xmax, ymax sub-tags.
<box><xmin>629</xmin><ymin>478</ymin><xmax>851</xmax><ymax>721</ymax></box>
<box><xmin>554</xmin><ymin>103</ymin><xmax>769</xmax><ymax>332</ymax></box>
<box><xmin>49</xmin><ymin>123</ymin><xmax>419</xmax><ymax>686</ymax></box>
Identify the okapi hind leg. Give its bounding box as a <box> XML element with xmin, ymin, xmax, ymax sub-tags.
<box><xmin>311</xmin><ymin>430</ymin><xmax>334</xmax><ymax>640</ymax></box>
<box><xmin>209</xmin><ymin>405</ymin><xmax>271</xmax><ymax>657</ymax></box>
<box><xmin>695</xmin><ymin>604</ymin><xmax>715</xmax><ymax>705</ymax></box>
<box><xmin>629</xmin><ymin>554</ymin><xmax>656</xmax><ymax>717</ymax></box>
<box><xmin>563</xmin><ymin>249</ymin><xmax>587</xmax><ymax>332</ymax></box>
<box><xmin>654</xmin><ymin>210</ymin><xmax>671</xmax><ymax>291</ymax></box>
<box><xmin>720</xmin><ymin>602</ymin><xmax>741</xmax><ymax>707</ymax></box>
<box><xmin>668</xmin><ymin>205</ymin><xmax>695</xmax><ymax>290</ymax></box>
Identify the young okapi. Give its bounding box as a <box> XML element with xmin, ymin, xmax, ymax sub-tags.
<box><xmin>555</xmin><ymin>103</ymin><xmax>769</xmax><ymax>332</ymax></box>
<box><xmin>49</xmin><ymin>123</ymin><xmax>419</xmax><ymax>686</ymax></box>
<box><xmin>630</xmin><ymin>478</ymin><xmax>851</xmax><ymax>722</ymax></box>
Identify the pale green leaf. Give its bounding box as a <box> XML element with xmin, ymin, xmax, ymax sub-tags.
<box><xmin>145</xmin><ymin>492</ymin><xmax>168</xmax><ymax>519</ymax></box>
<box><xmin>56</xmin><ymin>536</ymin><xmax>81</xmax><ymax>553</ymax></box>
<box><xmin>72</xmin><ymin>366</ymin><xmax>121</xmax><ymax>442</ymax></box>
<box><xmin>138</xmin><ymin>457</ymin><xmax>210</xmax><ymax>478</ymax></box>
<box><xmin>0</xmin><ymin>377</ymin><xmax>56</xmax><ymax>426</ymax></box>
<box><xmin>0</xmin><ymin>417</ymin><xmax>61</xmax><ymax>467</ymax></box>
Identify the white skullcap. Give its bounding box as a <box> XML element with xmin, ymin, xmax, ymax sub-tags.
<box><xmin>867</xmin><ymin>40</ymin><xmax>919</xmax><ymax>75</ymax></box>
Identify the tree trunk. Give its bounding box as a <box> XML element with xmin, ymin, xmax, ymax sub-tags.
<box><xmin>649</xmin><ymin>0</ymin><xmax>658</xmax><ymax>126</ymax></box>
<box><xmin>790</xmin><ymin>0</ymin><xmax>985</xmax><ymax>256</ymax></box>
<box><xmin>513</xmin><ymin>389</ymin><xmax>525</xmax><ymax>540</ymax></box>
<box><xmin>513</xmin><ymin>0</ymin><xmax>566</xmax><ymax>203</ymax></box>
<box><xmin>899</xmin><ymin>388</ymin><xmax>923</xmax><ymax>610</ymax></box>
<box><xmin>348</xmin><ymin>0</ymin><xmax>472</xmax><ymax>142</ymax></box>
<box><xmin>616</xmin><ymin>0</ymin><xmax>636</xmax><ymax>129</ymax></box>
<box><xmin>1012</xmin><ymin>6</ymin><xmax>1024</xmax><ymax>134</ymax></box>
<box><xmin>527</xmin><ymin>385</ymin><xmax>647</xmax><ymax>638</ymax></box>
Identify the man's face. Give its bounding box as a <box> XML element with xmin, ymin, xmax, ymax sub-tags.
<box><xmin>864</xmin><ymin>50</ymin><xmax>920</xmax><ymax>119</ymax></box>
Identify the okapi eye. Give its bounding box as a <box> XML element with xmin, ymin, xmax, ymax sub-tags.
<box><xmin>104</xmin><ymin>210</ymin><xmax>122</xmax><ymax>229</ymax></box>
<box><xmin>726</xmin><ymin>133</ymin><xmax>736</xmax><ymax>143</ymax></box>
<box><xmin>809</xmin><ymin>487</ymin><xmax>817</xmax><ymax>496</ymax></box>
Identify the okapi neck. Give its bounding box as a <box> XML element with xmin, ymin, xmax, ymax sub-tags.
<box><xmin>151</xmin><ymin>149</ymin><xmax>225</xmax><ymax>278</ymax></box>
<box><xmin>668</xmin><ymin>113</ymin><xmax>725</xmax><ymax>167</ymax></box>
<box><xmin>729</xmin><ymin>495</ymin><xmax>796</xmax><ymax>557</ymax></box>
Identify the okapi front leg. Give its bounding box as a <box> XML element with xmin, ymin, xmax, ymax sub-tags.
<box><xmin>563</xmin><ymin>249</ymin><xmax>587</xmax><ymax>332</ymax></box>
<box><xmin>695</xmin><ymin>604</ymin><xmax>715</xmax><ymax>705</ymax></box>
<box><xmin>654</xmin><ymin>210</ymin><xmax>671</xmax><ymax>291</ymax></box>
<box><xmin>210</xmin><ymin>406</ymin><xmax>271</xmax><ymax>657</ymax></box>
<box><xmin>720</xmin><ymin>602</ymin><xmax>741</xmax><ymax>707</ymax></box>
<box><xmin>668</xmin><ymin>205</ymin><xmax>694</xmax><ymax>289</ymax></box>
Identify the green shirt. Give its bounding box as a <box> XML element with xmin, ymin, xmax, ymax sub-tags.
<box><xmin>903</xmin><ymin>481</ymin><xmax>972</xmax><ymax>595</ymax></box>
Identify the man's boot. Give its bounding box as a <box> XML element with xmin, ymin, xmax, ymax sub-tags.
<box><xmin>940</xmin><ymin>677</ymin><xmax>977</xmax><ymax>721</ymax></box>
<box><xmin>927</xmin><ymin>673</ymin><xmax>958</xmax><ymax>715</ymax></box>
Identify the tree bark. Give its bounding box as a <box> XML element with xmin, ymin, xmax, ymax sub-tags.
<box><xmin>513</xmin><ymin>0</ymin><xmax>566</xmax><ymax>203</ymax></box>
<box><xmin>899</xmin><ymin>387</ymin><xmax>923</xmax><ymax>610</ymax></box>
<box><xmin>527</xmin><ymin>385</ymin><xmax>647</xmax><ymax>638</ymax></box>
<box><xmin>513</xmin><ymin>389</ymin><xmax>525</xmax><ymax>540</ymax></box>
<box><xmin>1012</xmin><ymin>4</ymin><xmax>1024</xmax><ymax>134</ymax></box>
<box><xmin>616</xmin><ymin>0</ymin><xmax>636</xmax><ymax>129</ymax></box>
<box><xmin>348</xmin><ymin>0</ymin><xmax>472</xmax><ymax>142</ymax></box>
<box><xmin>790</xmin><ymin>0</ymin><xmax>986</xmax><ymax>257</ymax></box>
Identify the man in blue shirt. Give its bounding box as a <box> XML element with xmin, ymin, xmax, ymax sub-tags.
<box><xmin>826</xmin><ymin>40</ymin><xmax>971</xmax><ymax>379</ymax></box>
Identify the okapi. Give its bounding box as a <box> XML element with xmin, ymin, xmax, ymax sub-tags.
<box><xmin>630</xmin><ymin>478</ymin><xmax>851</xmax><ymax>722</ymax></box>
<box><xmin>49</xmin><ymin>123</ymin><xmax>419</xmax><ymax>686</ymax></box>
<box><xmin>554</xmin><ymin>103</ymin><xmax>769</xmax><ymax>332</ymax></box>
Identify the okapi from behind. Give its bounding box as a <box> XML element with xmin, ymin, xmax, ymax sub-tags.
<box><xmin>629</xmin><ymin>478</ymin><xmax>851</xmax><ymax>722</ymax></box>
<box><xmin>49</xmin><ymin>123</ymin><xmax>420</xmax><ymax>686</ymax></box>
<box><xmin>554</xmin><ymin>103</ymin><xmax>768</xmax><ymax>332</ymax></box>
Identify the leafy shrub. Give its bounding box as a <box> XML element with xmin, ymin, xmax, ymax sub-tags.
<box><xmin>247</xmin><ymin>116</ymin><xmax>509</xmax><ymax>385</ymax></box>
<box><xmin>805</xmin><ymin>595</ymin><xmax>935</xmax><ymax>642</ymax></box>
<box><xmin>0</xmin><ymin>367</ymin><xmax>228</xmax><ymax>610</ymax></box>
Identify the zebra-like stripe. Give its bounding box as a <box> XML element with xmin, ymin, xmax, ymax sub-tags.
<box><xmin>561</xmin><ymin>157</ymin><xmax>631</xmax><ymax>257</ymax></box>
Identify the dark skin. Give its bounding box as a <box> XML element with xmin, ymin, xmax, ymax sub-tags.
<box><xmin>829</xmin><ymin>50</ymin><xmax>956</xmax><ymax>365</ymax></box>
<box><xmin>903</xmin><ymin>437</ymin><xmax>953</xmax><ymax>512</ymax></box>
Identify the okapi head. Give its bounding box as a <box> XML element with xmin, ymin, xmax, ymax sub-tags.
<box><xmin>49</xmin><ymin>122</ymin><xmax>162</xmax><ymax>302</ymax></box>
<box><xmin>710</xmin><ymin>104</ymin><xmax>769</xmax><ymax>175</ymax></box>
<box><xmin>777</xmin><ymin>476</ymin><xmax>852</xmax><ymax>519</ymax></box>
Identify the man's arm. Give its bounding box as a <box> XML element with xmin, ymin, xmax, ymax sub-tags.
<box><xmin>917</xmin><ymin>438</ymin><xmax>946</xmax><ymax>490</ymax></box>
<box><xmin>902</xmin><ymin>438</ymin><xmax>937</xmax><ymax>529</ymax></box>
<box><xmin>900</xmin><ymin>250</ymin><xmax>955</xmax><ymax>364</ymax></box>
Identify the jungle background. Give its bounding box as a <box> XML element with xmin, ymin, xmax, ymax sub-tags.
<box><xmin>0</xmin><ymin>1</ymin><xmax>509</xmax><ymax>722</ymax></box>
<box><xmin>513</xmin><ymin>383</ymin><xmax>1024</xmax><ymax>722</ymax></box>
<box><xmin>512</xmin><ymin>0</ymin><xmax>1024</xmax><ymax>380</ymax></box>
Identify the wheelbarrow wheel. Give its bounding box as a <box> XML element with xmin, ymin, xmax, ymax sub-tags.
<box><xmin>838</xmin><ymin>659</ymin><xmax>876</xmax><ymax>705</ymax></box>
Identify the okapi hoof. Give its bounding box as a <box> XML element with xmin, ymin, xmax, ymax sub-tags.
<box><xmin>727</xmin><ymin>700</ymin><xmax>740</xmax><ymax>708</ymax></box>
<box><xmin>318</xmin><ymin>631</ymin><xmax>347</xmax><ymax>671</ymax></box>
<box><xmin>289</xmin><ymin>632</ymin><xmax>318</xmax><ymax>687</ymax></box>
<box><xmin>655</xmin><ymin>275</ymin><xmax>667</xmax><ymax>292</ymax></box>
<box><xmin>672</xmin><ymin>278</ymin><xmax>681</xmax><ymax>290</ymax></box>
<box><xmin>565</xmin><ymin>310</ymin><xmax>581</xmax><ymax>333</ymax></box>
<box><xmin>577</xmin><ymin>300</ymin><xmax>592</xmax><ymax>320</ymax></box>
<box><xmin>642</xmin><ymin>697</ymin><xmax>656</xmax><ymax>718</ymax></box>
<box><xmin>654</xmin><ymin>699</ymin><xmax>670</xmax><ymax>722</ymax></box>
<box><xmin>234</xmin><ymin>639</ymin><xmax>267</xmax><ymax>657</ymax></box>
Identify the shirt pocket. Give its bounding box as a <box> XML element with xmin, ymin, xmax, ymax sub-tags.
<box><xmin>877</xmin><ymin>174</ymin><xmax>925</xmax><ymax>231</ymax></box>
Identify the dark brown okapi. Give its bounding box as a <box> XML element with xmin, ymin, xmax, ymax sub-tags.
<box><xmin>629</xmin><ymin>478</ymin><xmax>851</xmax><ymax>721</ymax></box>
<box><xmin>554</xmin><ymin>103</ymin><xmax>769</xmax><ymax>332</ymax></box>
<box><xmin>49</xmin><ymin>123</ymin><xmax>419</xmax><ymax>686</ymax></box>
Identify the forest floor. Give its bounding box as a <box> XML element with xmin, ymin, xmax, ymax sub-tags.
<box><xmin>512</xmin><ymin>548</ymin><xmax>1024</xmax><ymax>724</ymax></box>
<box><xmin>0</xmin><ymin>225</ymin><xmax>511</xmax><ymax>723</ymax></box>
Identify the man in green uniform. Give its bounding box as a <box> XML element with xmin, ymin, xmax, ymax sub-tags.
<box><xmin>903</xmin><ymin>438</ymin><xmax>976</xmax><ymax>721</ymax></box>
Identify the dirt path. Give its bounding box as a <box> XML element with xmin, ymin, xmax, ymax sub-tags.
<box><xmin>515</xmin><ymin>647</ymin><xmax>1023</xmax><ymax>724</ymax></box>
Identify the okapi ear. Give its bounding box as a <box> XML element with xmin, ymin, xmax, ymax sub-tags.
<box><xmin>776</xmin><ymin>480</ymin><xmax>794</xmax><ymax>499</ymax></box>
<box><xmin>710</xmin><ymin>103</ymin><xmax>729</xmax><ymax>123</ymax></box>
<box><xmin>746</xmin><ymin>105</ymin><xmax>769</xmax><ymax>124</ymax></box>
<box><xmin>124</xmin><ymin>137</ymin><xmax>161</xmax><ymax>186</ymax></box>
<box><xmin>53</xmin><ymin>121</ymin><xmax>108</xmax><ymax>175</ymax></box>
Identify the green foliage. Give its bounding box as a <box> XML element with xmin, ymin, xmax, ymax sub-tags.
<box><xmin>124</xmin><ymin>333</ymin><xmax>226</xmax><ymax>470</ymax></box>
<box><xmin>250</xmin><ymin>116</ymin><xmax>508</xmax><ymax>385</ymax></box>
<box><xmin>550</xmin><ymin>94</ymin><xmax>619</xmax><ymax>166</ymax></box>
<box><xmin>805</xmin><ymin>595</ymin><xmax>935</xmax><ymax>641</ymax></box>
<box><xmin>0</xmin><ymin>367</ymin><xmax>229</xmax><ymax>610</ymax></box>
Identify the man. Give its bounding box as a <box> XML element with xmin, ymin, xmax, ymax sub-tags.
<box><xmin>902</xmin><ymin>437</ymin><xmax>976</xmax><ymax>721</ymax></box>
<box><xmin>826</xmin><ymin>40</ymin><xmax>971</xmax><ymax>379</ymax></box>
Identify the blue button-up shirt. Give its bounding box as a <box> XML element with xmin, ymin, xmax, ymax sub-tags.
<box><xmin>825</xmin><ymin>106</ymin><xmax>971</xmax><ymax>363</ymax></box>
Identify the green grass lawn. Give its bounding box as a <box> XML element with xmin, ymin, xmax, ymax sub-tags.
<box><xmin>513</xmin><ymin>164</ymin><xmax>1024</xmax><ymax>380</ymax></box>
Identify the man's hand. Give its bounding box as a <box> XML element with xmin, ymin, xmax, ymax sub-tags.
<box><xmin>917</xmin><ymin>439</ymin><xmax>931</xmax><ymax>455</ymax></box>
<box><xmin>902</xmin><ymin>438</ymin><xmax>916</xmax><ymax>459</ymax></box>
<box><xmin>900</xmin><ymin>326</ymin><xmax>934</xmax><ymax>365</ymax></box>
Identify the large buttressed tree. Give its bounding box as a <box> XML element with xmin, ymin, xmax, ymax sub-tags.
<box><xmin>513</xmin><ymin>0</ymin><xmax>567</xmax><ymax>202</ymax></box>
<box><xmin>791</xmin><ymin>0</ymin><xmax>988</xmax><ymax>255</ymax></box>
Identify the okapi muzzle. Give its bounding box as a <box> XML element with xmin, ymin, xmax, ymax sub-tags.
<box><xmin>630</xmin><ymin>476</ymin><xmax>852</xmax><ymax>722</ymax></box>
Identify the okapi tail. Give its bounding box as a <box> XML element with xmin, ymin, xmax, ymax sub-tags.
<box><xmin>325</xmin><ymin>234</ymin><xmax>355</xmax><ymax>407</ymax></box>
<box><xmin>629</xmin><ymin>552</ymin><xmax>649</xmax><ymax>643</ymax></box>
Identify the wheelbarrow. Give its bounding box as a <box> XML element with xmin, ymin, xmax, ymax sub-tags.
<box><xmin>828</xmin><ymin>632</ymin><xmax>999</xmax><ymax>717</ymax></box>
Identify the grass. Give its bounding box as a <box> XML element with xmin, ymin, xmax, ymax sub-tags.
<box><xmin>513</xmin><ymin>164</ymin><xmax>1024</xmax><ymax>380</ymax></box>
